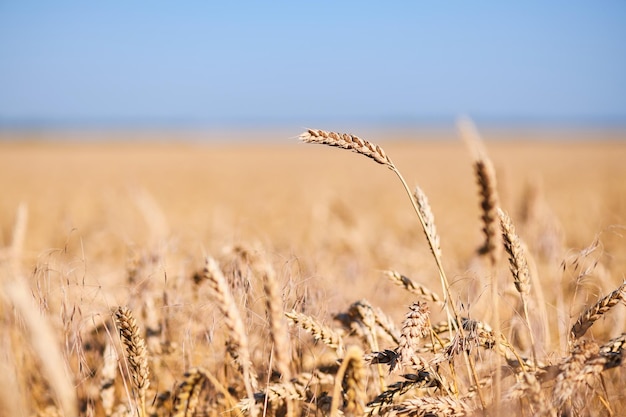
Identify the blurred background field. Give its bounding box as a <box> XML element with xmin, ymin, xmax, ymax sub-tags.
<box><xmin>1</xmin><ymin>128</ymin><xmax>625</xmax><ymax>312</ymax></box>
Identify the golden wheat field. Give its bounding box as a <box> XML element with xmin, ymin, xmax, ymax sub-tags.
<box><xmin>1</xmin><ymin>126</ymin><xmax>626</xmax><ymax>417</ymax></box>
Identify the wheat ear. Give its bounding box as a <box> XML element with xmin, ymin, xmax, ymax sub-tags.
<box><xmin>115</xmin><ymin>306</ymin><xmax>150</xmax><ymax>417</ymax></box>
<box><xmin>285</xmin><ymin>310</ymin><xmax>344</xmax><ymax>356</ymax></box>
<box><xmin>383</xmin><ymin>270</ymin><xmax>443</xmax><ymax>306</ymax></box>
<box><xmin>396</xmin><ymin>301</ymin><xmax>430</xmax><ymax>371</ymax></box>
<box><xmin>260</xmin><ymin>261</ymin><xmax>292</xmax><ymax>381</ymax></box>
<box><xmin>381</xmin><ymin>396</ymin><xmax>472</xmax><ymax>416</ymax></box>
<box><xmin>299</xmin><ymin>129</ymin><xmax>393</xmax><ymax>166</ymax></box>
<box><xmin>570</xmin><ymin>281</ymin><xmax>626</xmax><ymax>339</ymax></box>
<box><xmin>329</xmin><ymin>346</ymin><xmax>366</xmax><ymax>417</ymax></box>
<box><xmin>498</xmin><ymin>208</ymin><xmax>539</xmax><ymax>367</ymax></box>
<box><xmin>203</xmin><ymin>256</ymin><xmax>258</xmax><ymax>416</ymax></box>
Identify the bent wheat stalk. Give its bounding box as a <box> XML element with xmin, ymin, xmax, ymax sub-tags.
<box><xmin>299</xmin><ymin>129</ymin><xmax>460</xmax><ymax>328</ymax></box>
<box><xmin>300</xmin><ymin>129</ymin><xmax>489</xmax><ymax>407</ymax></box>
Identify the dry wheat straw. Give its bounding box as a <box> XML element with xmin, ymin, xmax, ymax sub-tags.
<box><xmin>570</xmin><ymin>281</ymin><xmax>626</xmax><ymax>339</ymax></box>
<box><xmin>203</xmin><ymin>256</ymin><xmax>258</xmax><ymax>415</ymax></box>
<box><xmin>115</xmin><ymin>306</ymin><xmax>150</xmax><ymax>417</ymax></box>
<box><xmin>285</xmin><ymin>310</ymin><xmax>344</xmax><ymax>355</ymax></box>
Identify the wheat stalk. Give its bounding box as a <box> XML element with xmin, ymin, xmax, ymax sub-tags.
<box><xmin>299</xmin><ymin>129</ymin><xmax>461</xmax><ymax>329</ymax></box>
<box><xmin>115</xmin><ymin>306</ymin><xmax>150</xmax><ymax>417</ymax></box>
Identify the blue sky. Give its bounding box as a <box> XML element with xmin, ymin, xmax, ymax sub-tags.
<box><xmin>1</xmin><ymin>1</ymin><xmax>625</xmax><ymax>128</ymax></box>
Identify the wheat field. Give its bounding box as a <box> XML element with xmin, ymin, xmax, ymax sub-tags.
<box><xmin>0</xmin><ymin>126</ymin><xmax>625</xmax><ymax>417</ymax></box>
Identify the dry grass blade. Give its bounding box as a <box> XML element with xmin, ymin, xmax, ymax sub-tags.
<box><xmin>570</xmin><ymin>281</ymin><xmax>626</xmax><ymax>339</ymax></box>
<box><xmin>115</xmin><ymin>306</ymin><xmax>150</xmax><ymax>417</ymax></box>
<box><xmin>299</xmin><ymin>129</ymin><xmax>393</xmax><ymax>167</ymax></box>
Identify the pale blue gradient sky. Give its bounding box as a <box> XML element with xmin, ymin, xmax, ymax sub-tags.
<box><xmin>1</xmin><ymin>1</ymin><xmax>625</xmax><ymax>128</ymax></box>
